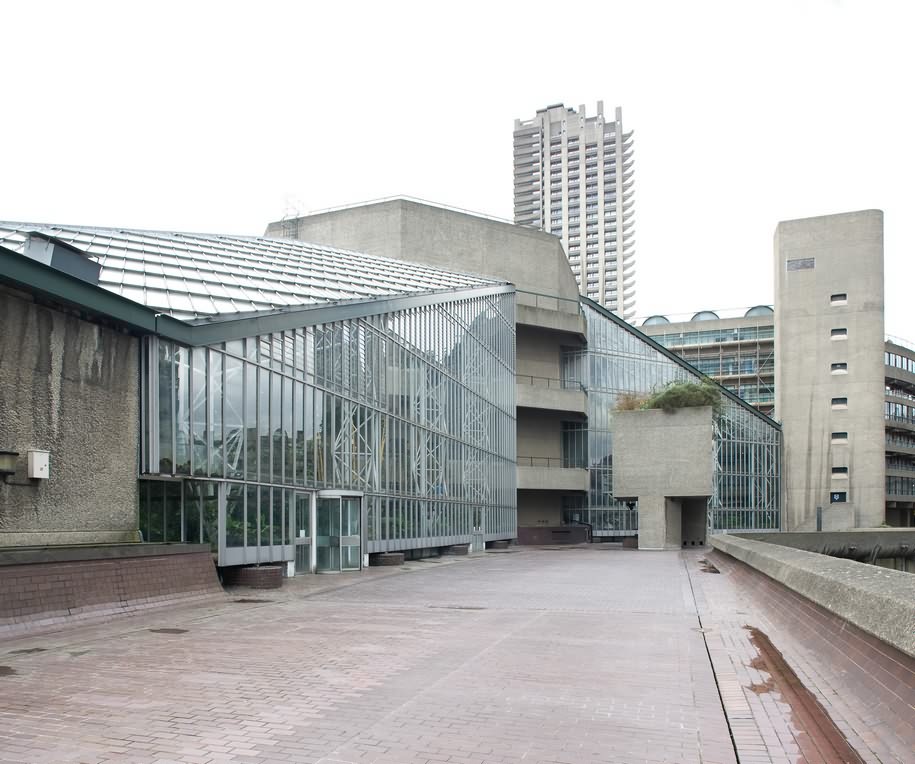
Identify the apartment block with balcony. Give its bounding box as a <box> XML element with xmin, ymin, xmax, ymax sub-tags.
<box><xmin>514</xmin><ymin>102</ymin><xmax>635</xmax><ymax>318</ymax></box>
<box><xmin>641</xmin><ymin>307</ymin><xmax>775</xmax><ymax>416</ymax></box>
<box><xmin>884</xmin><ymin>340</ymin><xmax>915</xmax><ymax>526</ymax></box>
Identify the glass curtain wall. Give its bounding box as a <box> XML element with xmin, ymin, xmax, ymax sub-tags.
<box><xmin>139</xmin><ymin>291</ymin><xmax>517</xmax><ymax>562</ymax></box>
<box><xmin>566</xmin><ymin>303</ymin><xmax>780</xmax><ymax>536</ymax></box>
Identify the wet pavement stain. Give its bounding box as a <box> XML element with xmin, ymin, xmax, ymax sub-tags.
<box><xmin>148</xmin><ymin>628</ymin><xmax>188</xmax><ymax>634</ymax></box>
<box><xmin>744</xmin><ymin>625</ymin><xmax>865</xmax><ymax>763</ymax></box>
<box><xmin>8</xmin><ymin>647</ymin><xmax>47</xmax><ymax>655</ymax></box>
<box><xmin>698</xmin><ymin>558</ymin><xmax>721</xmax><ymax>573</ymax></box>
<box><xmin>233</xmin><ymin>598</ymin><xmax>274</xmax><ymax>604</ymax></box>
<box><xmin>0</xmin><ymin>666</ymin><xmax>16</xmax><ymax>676</ymax></box>
<box><xmin>69</xmin><ymin>650</ymin><xmax>90</xmax><ymax>658</ymax></box>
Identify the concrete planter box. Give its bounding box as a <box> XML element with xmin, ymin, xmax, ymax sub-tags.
<box><xmin>613</xmin><ymin>406</ymin><xmax>715</xmax><ymax>550</ymax></box>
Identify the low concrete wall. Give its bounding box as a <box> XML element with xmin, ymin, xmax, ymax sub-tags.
<box><xmin>0</xmin><ymin>544</ymin><xmax>223</xmax><ymax>638</ymax></box>
<box><xmin>712</xmin><ymin>534</ymin><xmax>915</xmax><ymax>658</ymax></box>
<box><xmin>516</xmin><ymin>466</ymin><xmax>589</xmax><ymax>492</ymax></box>
<box><xmin>516</xmin><ymin>526</ymin><xmax>589</xmax><ymax>545</ymax></box>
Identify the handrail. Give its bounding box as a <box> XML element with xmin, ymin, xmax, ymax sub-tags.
<box><xmin>516</xmin><ymin>374</ymin><xmax>584</xmax><ymax>391</ymax></box>
<box><xmin>517</xmin><ymin>456</ymin><xmax>586</xmax><ymax>468</ymax></box>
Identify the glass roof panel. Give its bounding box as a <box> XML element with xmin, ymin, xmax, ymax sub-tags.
<box><xmin>0</xmin><ymin>222</ymin><xmax>507</xmax><ymax>321</ymax></box>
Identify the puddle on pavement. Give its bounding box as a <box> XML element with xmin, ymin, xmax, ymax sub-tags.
<box><xmin>8</xmin><ymin>647</ymin><xmax>47</xmax><ymax>655</ymax></box>
<box><xmin>744</xmin><ymin>625</ymin><xmax>865</xmax><ymax>763</ymax></box>
<box><xmin>233</xmin><ymin>598</ymin><xmax>273</xmax><ymax>604</ymax></box>
<box><xmin>698</xmin><ymin>558</ymin><xmax>720</xmax><ymax>573</ymax></box>
<box><xmin>148</xmin><ymin>628</ymin><xmax>188</xmax><ymax>634</ymax></box>
<box><xmin>0</xmin><ymin>666</ymin><xmax>15</xmax><ymax>676</ymax></box>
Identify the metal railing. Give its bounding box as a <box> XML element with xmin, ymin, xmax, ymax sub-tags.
<box><xmin>516</xmin><ymin>374</ymin><xmax>584</xmax><ymax>391</ymax></box>
<box><xmin>516</xmin><ymin>456</ymin><xmax>587</xmax><ymax>469</ymax></box>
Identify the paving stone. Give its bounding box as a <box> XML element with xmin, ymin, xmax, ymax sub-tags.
<box><xmin>0</xmin><ymin>547</ymin><xmax>908</xmax><ymax>764</ymax></box>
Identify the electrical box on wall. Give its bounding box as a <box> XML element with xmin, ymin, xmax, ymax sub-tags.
<box><xmin>27</xmin><ymin>450</ymin><xmax>50</xmax><ymax>479</ymax></box>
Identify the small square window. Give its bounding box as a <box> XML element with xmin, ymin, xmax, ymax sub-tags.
<box><xmin>831</xmin><ymin>328</ymin><xmax>848</xmax><ymax>340</ymax></box>
<box><xmin>830</xmin><ymin>293</ymin><xmax>848</xmax><ymax>306</ymax></box>
<box><xmin>832</xmin><ymin>466</ymin><xmax>849</xmax><ymax>477</ymax></box>
<box><xmin>831</xmin><ymin>397</ymin><xmax>848</xmax><ymax>409</ymax></box>
<box><xmin>831</xmin><ymin>431</ymin><xmax>849</xmax><ymax>443</ymax></box>
<box><xmin>831</xmin><ymin>362</ymin><xmax>848</xmax><ymax>374</ymax></box>
<box><xmin>829</xmin><ymin>491</ymin><xmax>847</xmax><ymax>503</ymax></box>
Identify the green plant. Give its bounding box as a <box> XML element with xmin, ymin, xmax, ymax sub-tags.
<box><xmin>642</xmin><ymin>380</ymin><xmax>722</xmax><ymax>414</ymax></box>
<box><xmin>615</xmin><ymin>392</ymin><xmax>649</xmax><ymax>411</ymax></box>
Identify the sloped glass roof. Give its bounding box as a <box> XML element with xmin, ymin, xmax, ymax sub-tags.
<box><xmin>0</xmin><ymin>223</ymin><xmax>504</xmax><ymax>321</ymax></box>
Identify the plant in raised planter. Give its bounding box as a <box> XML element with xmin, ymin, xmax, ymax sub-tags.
<box><xmin>615</xmin><ymin>379</ymin><xmax>722</xmax><ymax>414</ymax></box>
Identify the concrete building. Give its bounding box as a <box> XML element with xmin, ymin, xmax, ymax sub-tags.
<box><xmin>642</xmin><ymin>307</ymin><xmax>775</xmax><ymax>416</ymax></box>
<box><xmin>775</xmin><ymin>210</ymin><xmax>887</xmax><ymax>531</ymax></box>
<box><xmin>268</xmin><ymin>199</ymin><xmax>781</xmax><ymax>546</ymax></box>
<box><xmin>644</xmin><ymin>210</ymin><xmax>913</xmax><ymax>529</ymax></box>
<box><xmin>884</xmin><ymin>340</ymin><xmax>915</xmax><ymax>525</ymax></box>
<box><xmin>513</xmin><ymin>103</ymin><xmax>635</xmax><ymax>318</ymax></box>
<box><xmin>0</xmin><ymin>222</ymin><xmax>518</xmax><ymax>572</ymax></box>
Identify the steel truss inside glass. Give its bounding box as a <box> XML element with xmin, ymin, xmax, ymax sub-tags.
<box><xmin>562</xmin><ymin>302</ymin><xmax>781</xmax><ymax>535</ymax></box>
<box><xmin>139</xmin><ymin>292</ymin><xmax>517</xmax><ymax>570</ymax></box>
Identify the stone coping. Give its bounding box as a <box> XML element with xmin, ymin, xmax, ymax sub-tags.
<box><xmin>711</xmin><ymin>533</ymin><xmax>915</xmax><ymax>658</ymax></box>
<box><xmin>0</xmin><ymin>543</ymin><xmax>212</xmax><ymax>567</ymax></box>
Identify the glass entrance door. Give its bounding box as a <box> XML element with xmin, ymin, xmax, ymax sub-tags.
<box><xmin>316</xmin><ymin>497</ymin><xmax>341</xmax><ymax>573</ymax></box>
<box><xmin>315</xmin><ymin>494</ymin><xmax>362</xmax><ymax>573</ymax></box>
<box><xmin>341</xmin><ymin>497</ymin><xmax>361</xmax><ymax>571</ymax></box>
<box><xmin>293</xmin><ymin>492</ymin><xmax>311</xmax><ymax>574</ymax></box>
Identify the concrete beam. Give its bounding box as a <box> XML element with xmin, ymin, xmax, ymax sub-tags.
<box><xmin>517</xmin><ymin>466</ymin><xmax>589</xmax><ymax>492</ymax></box>
<box><xmin>516</xmin><ymin>384</ymin><xmax>587</xmax><ymax>414</ymax></box>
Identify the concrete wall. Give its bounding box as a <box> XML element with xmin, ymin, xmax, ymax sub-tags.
<box><xmin>613</xmin><ymin>407</ymin><xmax>715</xmax><ymax>498</ymax></box>
<box><xmin>775</xmin><ymin>210</ymin><xmax>886</xmax><ymax>530</ymax></box>
<box><xmin>517</xmin><ymin>409</ymin><xmax>566</xmax><ymax>461</ymax></box>
<box><xmin>712</xmin><ymin>533</ymin><xmax>915</xmax><ymax>659</ymax></box>
<box><xmin>517</xmin><ymin>489</ymin><xmax>563</xmax><ymax>526</ymax></box>
<box><xmin>517</xmin><ymin>325</ymin><xmax>578</xmax><ymax>380</ymax></box>
<box><xmin>612</xmin><ymin>407</ymin><xmax>714</xmax><ymax>550</ymax></box>
<box><xmin>0</xmin><ymin>287</ymin><xmax>140</xmax><ymax>546</ymax></box>
<box><xmin>267</xmin><ymin>199</ymin><xmax>581</xmax><ymax>302</ymax></box>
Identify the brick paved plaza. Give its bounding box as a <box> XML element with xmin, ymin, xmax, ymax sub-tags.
<box><xmin>0</xmin><ymin>547</ymin><xmax>910</xmax><ymax>764</ymax></box>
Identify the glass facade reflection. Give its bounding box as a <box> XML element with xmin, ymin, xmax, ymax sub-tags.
<box><xmin>139</xmin><ymin>293</ymin><xmax>517</xmax><ymax>565</ymax></box>
<box><xmin>563</xmin><ymin>303</ymin><xmax>781</xmax><ymax>535</ymax></box>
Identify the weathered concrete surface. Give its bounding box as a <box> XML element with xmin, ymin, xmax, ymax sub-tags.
<box><xmin>0</xmin><ymin>288</ymin><xmax>139</xmax><ymax>546</ymax></box>
<box><xmin>613</xmin><ymin>406</ymin><xmax>715</xmax><ymax>499</ymax></box>
<box><xmin>614</xmin><ymin>407</ymin><xmax>714</xmax><ymax>550</ymax></box>
<box><xmin>516</xmin><ymin>465</ymin><xmax>588</xmax><ymax>492</ymax></box>
<box><xmin>775</xmin><ymin>210</ymin><xmax>886</xmax><ymax>530</ymax></box>
<box><xmin>712</xmin><ymin>533</ymin><xmax>915</xmax><ymax>658</ymax></box>
<box><xmin>267</xmin><ymin>199</ymin><xmax>581</xmax><ymax>302</ymax></box>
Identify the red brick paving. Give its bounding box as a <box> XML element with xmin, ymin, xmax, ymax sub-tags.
<box><xmin>0</xmin><ymin>547</ymin><xmax>910</xmax><ymax>764</ymax></box>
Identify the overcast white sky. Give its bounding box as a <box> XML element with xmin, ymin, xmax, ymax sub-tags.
<box><xmin>3</xmin><ymin>1</ymin><xmax>913</xmax><ymax>336</ymax></box>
